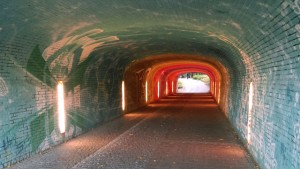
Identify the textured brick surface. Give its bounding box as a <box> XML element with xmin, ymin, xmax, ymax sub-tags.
<box><xmin>0</xmin><ymin>1</ymin><xmax>300</xmax><ymax>169</ymax></box>
<box><xmin>8</xmin><ymin>113</ymin><xmax>147</xmax><ymax>169</ymax></box>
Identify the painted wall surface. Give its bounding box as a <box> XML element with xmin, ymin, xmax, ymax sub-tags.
<box><xmin>0</xmin><ymin>35</ymin><xmax>129</xmax><ymax>168</ymax></box>
<box><xmin>0</xmin><ymin>0</ymin><xmax>300</xmax><ymax>169</ymax></box>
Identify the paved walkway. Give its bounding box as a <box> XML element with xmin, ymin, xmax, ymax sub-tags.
<box><xmin>9</xmin><ymin>94</ymin><xmax>258</xmax><ymax>169</ymax></box>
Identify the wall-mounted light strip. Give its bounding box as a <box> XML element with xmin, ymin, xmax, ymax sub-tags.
<box><xmin>217</xmin><ymin>81</ymin><xmax>221</xmax><ymax>104</ymax></box>
<box><xmin>214</xmin><ymin>81</ymin><xmax>217</xmax><ymax>97</ymax></box>
<box><xmin>122</xmin><ymin>81</ymin><xmax>125</xmax><ymax>111</ymax></box>
<box><xmin>213</xmin><ymin>81</ymin><xmax>215</xmax><ymax>95</ymax></box>
<box><xmin>157</xmin><ymin>81</ymin><xmax>160</xmax><ymax>98</ymax></box>
<box><xmin>166</xmin><ymin>81</ymin><xmax>168</xmax><ymax>95</ymax></box>
<box><xmin>172</xmin><ymin>81</ymin><xmax>174</xmax><ymax>93</ymax></box>
<box><xmin>145</xmin><ymin>81</ymin><xmax>148</xmax><ymax>103</ymax></box>
<box><xmin>210</xmin><ymin>81</ymin><xmax>212</xmax><ymax>94</ymax></box>
<box><xmin>57</xmin><ymin>81</ymin><xmax>66</xmax><ymax>134</ymax></box>
<box><xmin>247</xmin><ymin>82</ymin><xmax>253</xmax><ymax>144</ymax></box>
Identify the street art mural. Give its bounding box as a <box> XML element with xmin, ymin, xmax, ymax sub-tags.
<box><xmin>0</xmin><ymin>26</ymin><xmax>130</xmax><ymax>168</ymax></box>
<box><xmin>0</xmin><ymin>78</ymin><xmax>8</xmax><ymax>97</ymax></box>
<box><xmin>32</xmin><ymin>28</ymin><xmax>126</xmax><ymax>141</ymax></box>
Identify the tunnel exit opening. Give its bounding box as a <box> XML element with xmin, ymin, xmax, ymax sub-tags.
<box><xmin>176</xmin><ymin>72</ymin><xmax>210</xmax><ymax>94</ymax></box>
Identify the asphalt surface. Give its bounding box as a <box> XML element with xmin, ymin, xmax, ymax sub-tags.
<box><xmin>9</xmin><ymin>94</ymin><xmax>258</xmax><ymax>169</ymax></box>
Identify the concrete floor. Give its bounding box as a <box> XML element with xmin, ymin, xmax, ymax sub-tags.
<box><xmin>9</xmin><ymin>94</ymin><xmax>258</xmax><ymax>169</ymax></box>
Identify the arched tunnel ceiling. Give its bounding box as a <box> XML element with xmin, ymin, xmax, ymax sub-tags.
<box><xmin>125</xmin><ymin>54</ymin><xmax>226</xmax><ymax>76</ymax></box>
<box><xmin>124</xmin><ymin>54</ymin><xmax>226</xmax><ymax>86</ymax></box>
<box><xmin>1</xmin><ymin>1</ymin><xmax>300</xmax><ymax>169</ymax></box>
<box><xmin>3</xmin><ymin>0</ymin><xmax>294</xmax><ymax>80</ymax></box>
<box><xmin>151</xmin><ymin>62</ymin><xmax>221</xmax><ymax>83</ymax></box>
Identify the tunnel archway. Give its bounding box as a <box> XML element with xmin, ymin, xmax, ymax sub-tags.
<box><xmin>1</xmin><ymin>1</ymin><xmax>300</xmax><ymax>169</ymax></box>
<box><xmin>123</xmin><ymin>54</ymin><xmax>228</xmax><ymax>112</ymax></box>
<box><xmin>166</xmin><ymin>68</ymin><xmax>218</xmax><ymax>96</ymax></box>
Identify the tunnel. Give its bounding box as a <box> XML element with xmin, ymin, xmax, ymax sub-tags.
<box><xmin>0</xmin><ymin>0</ymin><xmax>300</xmax><ymax>169</ymax></box>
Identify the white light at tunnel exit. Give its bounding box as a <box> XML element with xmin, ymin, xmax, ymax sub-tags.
<box><xmin>57</xmin><ymin>81</ymin><xmax>66</xmax><ymax>134</ymax></box>
<box><xmin>145</xmin><ymin>81</ymin><xmax>148</xmax><ymax>103</ymax></box>
<box><xmin>247</xmin><ymin>82</ymin><xmax>253</xmax><ymax>144</ymax></box>
<box><xmin>122</xmin><ymin>81</ymin><xmax>125</xmax><ymax>111</ymax></box>
<box><xmin>157</xmin><ymin>81</ymin><xmax>160</xmax><ymax>98</ymax></box>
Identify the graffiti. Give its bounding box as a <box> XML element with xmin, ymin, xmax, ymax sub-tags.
<box><xmin>51</xmin><ymin>22</ymin><xmax>98</xmax><ymax>42</ymax></box>
<box><xmin>265</xmin><ymin>142</ymin><xmax>277</xmax><ymax>169</ymax></box>
<box><xmin>230</xmin><ymin>21</ymin><xmax>241</xmax><ymax>30</ymax></box>
<box><xmin>0</xmin><ymin>77</ymin><xmax>8</xmax><ymax>96</ymax></box>
<box><xmin>67</xmin><ymin>85</ymin><xmax>81</xmax><ymax>110</ymax></box>
<box><xmin>291</xmin><ymin>0</ymin><xmax>300</xmax><ymax>14</ymax></box>
<box><xmin>15</xmin><ymin>137</ymin><xmax>30</xmax><ymax>155</ymax></box>
<box><xmin>135</xmin><ymin>69</ymin><xmax>146</xmax><ymax>103</ymax></box>
<box><xmin>135</xmin><ymin>68</ymin><xmax>150</xmax><ymax>103</ymax></box>
<box><xmin>293</xmin><ymin>123</ymin><xmax>300</xmax><ymax>155</ymax></box>
<box><xmin>21</xmin><ymin>27</ymin><xmax>123</xmax><ymax>153</ymax></box>
<box><xmin>66</xmin><ymin>85</ymin><xmax>82</xmax><ymax>137</ymax></box>
<box><xmin>35</xmin><ymin>86</ymin><xmax>54</xmax><ymax>111</ymax></box>
<box><xmin>26</xmin><ymin>27</ymin><xmax>120</xmax><ymax>91</ymax></box>
<box><xmin>42</xmin><ymin>29</ymin><xmax>119</xmax><ymax>80</ymax></box>
<box><xmin>28</xmin><ymin>107</ymin><xmax>55</xmax><ymax>152</ymax></box>
<box><xmin>1</xmin><ymin>136</ymin><xmax>16</xmax><ymax>151</ymax></box>
<box><xmin>0</xmin><ymin>134</ymin><xmax>31</xmax><ymax>166</ymax></box>
<box><xmin>26</xmin><ymin>45</ymin><xmax>53</xmax><ymax>87</ymax></box>
<box><xmin>280</xmin><ymin>0</ymin><xmax>300</xmax><ymax>16</ymax></box>
<box><xmin>294</xmin><ymin>24</ymin><xmax>300</xmax><ymax>42</ymax></box>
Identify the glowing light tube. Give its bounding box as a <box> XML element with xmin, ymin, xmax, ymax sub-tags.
<box><xmin>145</xmin><ymin>81</ymin><xmax>148</xmax><ymax>103</ymax></box>
<box><xmin>214</xmin><ymin>82</ymin><xmax>217</xmax><ymax>98</ymax></box>
<box><xmin>247</xmin><ymin>82</ymin><xmax>253</xmax><ymax>144</ymax></box>
<box><xmin>57</xmin><ymin>81</ymin><xmax>66</xmax><ymax>134</ymax></box>
<box><xmin>212</xmin><ymin>81</ymin><xmax>215</xmax><ymax>95</ymax></box>
<box><xmin>166</xmin><ymin>82</ymin><xmax>168</xmax><ymax>95</ymax></box>
<box><xmin>217</xmin><ymin>82</ymin><xmax>221</xmax><ymax>104</ymax></box>
<box><xmin>157</xmin><ymin>81</ymin><xmax>160</xmax><ymax>98</ymax></box>
<box><xmin>122</xmin><ymin>81</ymin><xmax>125</xmax><ymax>111</ymax></box>
<box><xmin>172</xmin><ymin>81</ymin><xmax>174</xmax><ymax>93</ymax></box>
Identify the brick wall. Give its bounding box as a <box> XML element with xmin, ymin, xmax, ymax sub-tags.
<box><xmin>0</xmin><ymin>42</ymin><xmax>127</xmax><ymax>168</ymax></box>
<box><xmin>0</xmin><ymin>0</ymin><xmax>300</xmax><ymax>169</ymax></box>
<box><xmin>220</xmin><ymin>2</ymin><xmax>300</xmax><ymax>169</ymax></box>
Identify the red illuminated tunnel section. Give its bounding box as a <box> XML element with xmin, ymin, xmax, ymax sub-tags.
<box><xmin>151</xmin><ymin>63</ymin><xmax>221</xmax><ymax>100</ymax></box>
<box><xmin>124</xmin><ymin>54</ymin><xmax>229</xmax><ymax>113</ymax></box>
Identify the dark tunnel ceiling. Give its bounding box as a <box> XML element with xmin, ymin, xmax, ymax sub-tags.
<box><xmin>0</xmin><ymin>0</ymin><xmax>290</xmax><ymax>79</ymax></box>
<box><xmin>84</xmin><ymin>29</ymin><xmax>246</xmax><ymax>81</ymax></box>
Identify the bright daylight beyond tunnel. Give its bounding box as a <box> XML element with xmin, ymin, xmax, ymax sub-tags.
<box><xmin>177</xmin><ymin>72</ymin><xmax>210</xmax><ymax>94</ymax></box>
